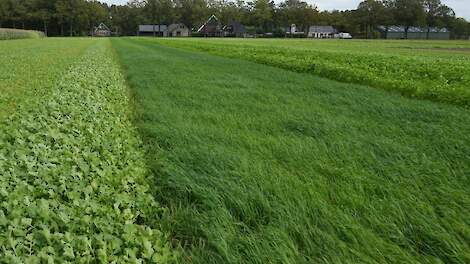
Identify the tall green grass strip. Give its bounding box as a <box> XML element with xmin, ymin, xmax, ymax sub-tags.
<box><xmin>153</xmin><ymin>38</ymin><xmax>470</xmax><ymax>107</ymax></box>
<box><xmin>0</xmin><ymin>40</ymin><xmax>175</xmax><ymax>263</ymax></box>
<box><xmin>112</xmin><ymin>38</ymin><xmax>470</xmax><ymax>264</ymax></box>
<box><xmin>0</xmin><ymin>28</ymin><xmax>45</xmax><ymax>40</ymax></box>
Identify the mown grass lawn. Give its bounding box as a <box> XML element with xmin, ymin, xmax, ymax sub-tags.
<box><xmin>112</xmin><ymin>38</ymin><xmax>470</xmax><ymax>264</ymax></box>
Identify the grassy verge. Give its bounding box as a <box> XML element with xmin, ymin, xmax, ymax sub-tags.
<box><xmin>152</xmin><ymin>38</ymin><xmax>470</xmax><ymax>107</ymax></box>
<box><xmin>0</xmin><ymin>28</ymin><xmax>45</xmax><ymax>40</ymax></box>
<box><xmin>112</xmin><ymin>38</ymin><xmax>470</xmax><ymax>264</ymax></box>
<box><xmin>0</xmin><ymin>39</ymin><xmax>175</xmax><ymax>262</ymax></box>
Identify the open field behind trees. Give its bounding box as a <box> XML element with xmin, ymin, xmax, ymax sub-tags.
<box><xmin>154</xmin><ymin>38</ymin><xmax>470</xmax><ymax>107</ymax></box>
<box><xmin>112</xmin><ymin>38</ymin><xmax>470</xmax><ymax>264</ymax></box>
<box><xmin>0</xmin><ymin>28</ymin><xmax>45</xmax><ymax>40</ymax></box>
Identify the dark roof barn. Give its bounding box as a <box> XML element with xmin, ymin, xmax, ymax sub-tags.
<box><xmin>197</xmin><ymin>15</ymin><xmax>223</xmax><ymax>37</ymax></box>
<box><xmin>223</xmin><ymin>21</ymin><xmax>246</xmax><ymax>37</ymax></box>
<box><xmin>138</xmin><ymin>25</ymin><xmax>168</xmax><ymax>36</ymax></box>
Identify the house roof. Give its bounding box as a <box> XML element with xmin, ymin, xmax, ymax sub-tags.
<box><xmin>309</xmin><ymin>26</ymin><xmax>336</xmax><ymax>33</ymax></box>
<box><xmin>206</xmin><ymin>15</ymin><xmax>219</xmax><ymax>24</ymax></box>
<box><xmin>168</xmin><ymin>23</ymin><xmax>188</xmax><ymax>32</ymax></box>
<box><xmin>95</xmin><ymin>23</ymin><xmax>110</xmax><ymax>32</ymax></box>
<box><xmin>197</xmin><ymin>15</ymin><xmax>221</xmax><ymax>32</ymax></box>
<box><xmin>223</xmin><ymin>21</ymin><xmax>246</xmax><ymax>33</ymax></box>
<box><xmin>139</xmin><ymin>25</ymin><xmax>168</xmax><ymax>32</ymax></box>
<box><xmin>378</xmin><ymin>26</ymin><xmax>449</xmax><ymax>33</ymax></box>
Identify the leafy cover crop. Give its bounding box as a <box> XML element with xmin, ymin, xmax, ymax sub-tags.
<box><xmin>0</xmin><ymin>40</ymin><xmax>174</xmax><ymax>262</ymax></box>
<box><xmin>154</xmin><ymin>38</ymin><xmax>470</xmax><ymax>107</ymax></box>
<box><xmin>0</xmin><ymin>28</ymin><xmax>45</xmax><ymax>40</ymax></box>
<box><xmin>0</xmin><ymin>38</ymin><xmax>93</xmax><ymax>119</ymax></box>
<box><xmin>113</xmin><ymin>38</ymin><xmax>470</xmax><ymax>264</ymax></box>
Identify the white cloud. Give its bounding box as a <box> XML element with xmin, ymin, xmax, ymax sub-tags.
<box><xmin>101</xmin><ymin>0</ymin><xmax>470</xmax><ymax>20</ymax></box>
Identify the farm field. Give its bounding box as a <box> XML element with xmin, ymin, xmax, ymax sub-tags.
<box><xmin>1</xmin><ymin>37</ymin><xmax>470</xmax><ymax>263</ymax></box>
<box><xmin>0</xmin><ymin>28</ymin><xmax>45</xmax><ymax>40</ymax></box>
<box><xmin>0</xmin><ymin>39</ymin><xmax>173</xmax><ymax>262</ymax></box>
<box><xmin>0</xmin><ymin>38</ymin><xmax>92</xmax><ymax>119</ymax></box>
<box><xmin>154</xmin><ymin>38</ymin><xmax>470</xmax><ymax>107</ymax></box>
<box><xmin>112</xmin><ymin>38</ymin><xmax>470</xmax><ymax>263</ymax></box>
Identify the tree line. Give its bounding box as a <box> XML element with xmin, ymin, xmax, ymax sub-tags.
<box><xmin>0</xmin><ymin>0</ymin><xmax>469</xmax><ymax>38</ymax></box>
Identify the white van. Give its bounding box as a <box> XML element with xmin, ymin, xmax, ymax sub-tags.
<box><xmin>335</xmin><ymin>32</ymin><xmax>352</xmax><ymax>39</ymax></box>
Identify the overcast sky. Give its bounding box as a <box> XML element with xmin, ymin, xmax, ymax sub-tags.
<box><xmin>101</xmin><ymin>0</ymin><xmax>470</xmax><ymax>20</ymax></box>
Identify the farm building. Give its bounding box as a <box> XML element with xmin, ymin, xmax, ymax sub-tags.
<box><xmin>286</xmin><ymin>24</ymin><xmax>305</xmax><ymax>37</ymax></box>
<box><xmin>197</xmin><ymin>15</ymin><xmax>223</xmax><ymax>37</ymax></box>
<box><xmin>93</xmin><ymin>23</ymin><xmax>111</xmax><ymax>37</ymax></box>
<box><xmin>378</xmin><ymin>26</ymin><xmax>450</xmax><ymax>40</ymax></box>
<box><xmin>223</xmin><ymin>21</ymin><xmax>246</xmax><ymax>37</ymax></box>
<box><xmin>168</xmin><ymin>24</ymin><xmax>190</xmax><ymax>37</ymax></box>
<box><xmin>138</xmin><ymin>25</ymin><xmax>168</xmax><ymax>36</ymax></box>
<box><xmin>308</xmin><ymin>26</ymin><xmax>336</xmax><ymax>38</ymax></box>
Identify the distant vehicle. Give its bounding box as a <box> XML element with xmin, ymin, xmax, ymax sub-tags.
<box><xmin>335</xmin><ymin>32</ymin><xmax>352</xmax><ymax>39</ymax></box>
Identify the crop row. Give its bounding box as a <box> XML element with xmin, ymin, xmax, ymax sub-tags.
<box><xmin>0</xmin><ymin>40</ymin><xmax>174</xmax><ymax>263</ymax></box>
<box><xmin>155</xmin><ymin>39</ymin><xmax>470</xmax><ymax>107</ymax></box>
<box><xmin>0</xmin><ymin>28</ymin><xmax>45</xmax><ymax>40</ymax></box>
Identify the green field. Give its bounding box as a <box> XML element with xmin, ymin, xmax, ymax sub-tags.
<box><xmin>0</xmin><ymin>28</ymin><xmax>45</xmax><ymax>40</ymax></box>
<box><xmin>1</xmin><ymin>37</ymin><xmax>470</xmax><ymax>263</ymax></box>
<box><xmin>155</xmin><ymin>38</ymin><xmax>470</xmax><ymax>107</ymax></box>
<box><xmin>0</xmin><ymin>39</ymin><xmax>174</xmax><ymax>262</ymax></box>
<box><xmin>0</xmin><ymin>38</ymin><xmax>91</xmax><ymax>119</ymax></box>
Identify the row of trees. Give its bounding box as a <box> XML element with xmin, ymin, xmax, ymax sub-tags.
<box><xmin>0</xmin><ymin>0</ymin><xmax>469</xmax><ymax>38</ymax></box>
<box><xmin>356</xmin><ymin>0</ymin><xmax>468</xmax><ymax>38</ymax></box>
<box><xmin>0</xmin><ymin>0</ymin><xmax>107</xmax><ymax>36</ymax></box>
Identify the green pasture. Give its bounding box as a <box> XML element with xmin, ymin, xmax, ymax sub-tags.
<box><xmin>0</xmin><ymin>37</ymin><xmax>469</xmax><ymax>263</ymax></box>
<box><xmin>112</xmin><ymin>38</ymin><xmax>470</xmax><ymax>264</ymax></box>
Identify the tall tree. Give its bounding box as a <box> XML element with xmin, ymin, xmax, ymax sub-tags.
<box><xmin>391</xmin><ymin>0</ymin><xmax>425</xmax><ymax>38</ymax></box>
<box><xmin>423</xmin><ymin>0</ymin><xmax>455</xmax><ymax>38</ymax></box>
<box><xmin>87</xmin><ymin>1</ymin><xmax>108</xmax><ymax>36</ymax></box>
<box><xmin>357</xmin><ymin>0</ymin><xmax>386</xmax><ymax>38</ymax></box>
<box><xmin>216</xmin><ymin>0</ymin><xmax>248</xmax><ymax>25</ymax></box>
<box><xmin>30</xmin><ymin>0</ymin><xmax>54</xmax><ymax>36</ymax></box>
<box><xmin>144</xmin><ymin>0</ymin><xmax>174</xmax><ymax>35</ymax></box>
<box><xmin>250</xmin><ymin>0</ymin><xmax>274</xmax><ymax>32</ymax></box>
<box><xmin>9</xmin><ymin>0</ymin><xmax>29</xmax><ymax>29</ymax></box>
<box><xmin>277</xmin><ymin>0</ymin><xmax>318</xmax><ymax>31</ymax></box>
<box><xmin>144</xmin><ymin>0</ymin><xmax>159</xmax><ymax>35</ymax></box>
<box><xmin>174</xmin><ymin>0</ymin><xmax>209</xmax><ymax>30</ymax></box>
<box><xmin>450</xmin><ymin>17</ymin><xmax>469</xmax><ymax>39</ymax></box>
<box><xmin>0</xmin><ymin>0</ymin><xmax>10</xmax><ymax>27</ymax></box>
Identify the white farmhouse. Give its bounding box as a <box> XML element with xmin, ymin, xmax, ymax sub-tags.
<box><xmin>308</xmin><ymin>26</ymin><xmax>336</xmax><ymax>38</ymax></box>
<box><xmin>168</xmin><ymin>24</ymin><xmax>190</xmax><ymax>37</ymax></box>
